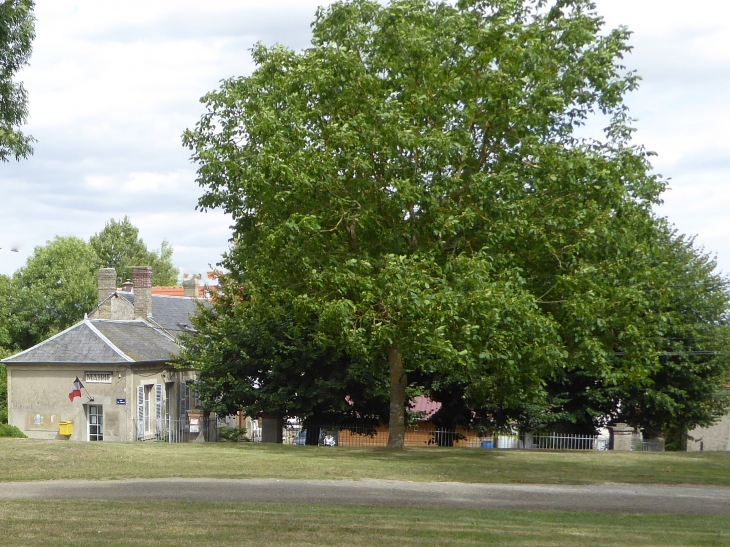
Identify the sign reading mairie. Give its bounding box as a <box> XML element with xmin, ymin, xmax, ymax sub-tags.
<box><xmin>85</xmin><ymin>371</ymin><xmax>113</xmax><ymax>384</ymax></box>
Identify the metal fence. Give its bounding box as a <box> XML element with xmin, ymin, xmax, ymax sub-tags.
<box><xmin>135</xmin><ymin>417</ymin><xmax>218</xmax><ymax>443</ymax></box>
<box><xmin>632</xmin><ymin>438</ymin><xmax>665</xmax><ymax>452</ymax></box>
<box><xmin>281</xmin><ymin>425</ymin><xmax>611</xmax><ymax>450</ymax></box>
<box><xmin>282</xmin><ymin>424</ymin><xmax>493</xmax><ymax>448</ymax></box>
<box><xmin>519</xmin><ymin>432</ymin><xmax>604</xmax><ymax>450</ymax></box>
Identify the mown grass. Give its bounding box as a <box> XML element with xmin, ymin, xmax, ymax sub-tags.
<box><xmin>0</xmin><ymin>500</ymin><xmax>728</xmax><ymax>547</ymax></box>
<box><xmin>2</xmin><ymin>438</ymin><xmax>730</xmax><ymax>485</ymax></box>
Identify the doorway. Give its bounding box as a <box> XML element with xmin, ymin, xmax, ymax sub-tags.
<box><xmin>88</xmin><ymin>405</ymin><xmax>103</xmax><ymax>441</ymax></box>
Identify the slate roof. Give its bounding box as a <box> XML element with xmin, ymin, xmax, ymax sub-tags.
<box><xmin>91</xmin><ymin>321</ymin><xmax>180</xmax><ymax>362</ymax></box>
<box><xmin>2</xmin><ymin>319</ymin><xmax>179</xmax><ymax>364</ymax></box>
<box><xmin>117</xmin><ymin>293</ymin><xmax>202</xmax><ymax>334</ymax></box>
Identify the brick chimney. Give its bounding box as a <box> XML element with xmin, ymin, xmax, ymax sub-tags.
<box><xmin>96</xmin><ymin>268</ymin><xmax>117</xmax><ymax>320</ymax></box>
<box><xmin>132</xmin><ymin>266</ymin><xmax>153</xmax><ymax>319</ymax></box>
<box><xmin>182</xmin><ymin>274</ymin><xmax>201</xmax><ymax>299</ymax></box>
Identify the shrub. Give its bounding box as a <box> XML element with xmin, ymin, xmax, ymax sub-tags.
<box><xmin>0</xmin><ymin>408</ymin><xmax>7</xmax><ymax>424</ymax></box>
<box><xmin>219</xmin><ymin>427</ymin><xmax>248</xmax><ymax>442</ymax></box>
<box><xmin>0</xmin><ymin>424</ymin><xmax>25</xmax><ymax>438</ymax></box>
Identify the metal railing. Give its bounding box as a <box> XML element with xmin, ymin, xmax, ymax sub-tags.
<box><xmin>279</xmin><ymin>425</ymin><xmax>614</xmax><ymax>451</ymax></box>
<box><xmin>135</xmin><ymin>417</ymin><xmax>218</xmax><ymax>443</ymax></box>
<box><xmin>632</xmin><ymin>438</ymin><xmax>665</xmax><ymax>452</ymax></box>
<box><xmin>281</xmin><ymin>424</ymin><xmax>621</xmax><ymax>450</ymax></box>
<box><xmin>282</xmin><ymin>424</ymin><xmax>493</xmax><ymax>448</ymax></box>
<box><xmin>519</xmin><ymin>432</ymin><xmax>602</xmax><ymax>450</ymax></box>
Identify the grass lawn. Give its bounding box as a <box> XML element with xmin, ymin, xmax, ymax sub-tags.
<box><xmin>0</xmin><ymin>500</ymin><xmax>729</xmax><ymax>547</ymax></box>
<box><xmin>2</xmin><ymin>438</ymin><xmax>730</xmax><ymax>486</ymax></box>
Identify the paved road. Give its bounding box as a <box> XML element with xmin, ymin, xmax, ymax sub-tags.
<box><xmin>1</xmin><ymin>479</ymin><xmax>729</xmax><ymax>514</ymax></box>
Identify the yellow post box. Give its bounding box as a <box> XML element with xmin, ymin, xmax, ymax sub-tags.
<box><xmin>59</xmin><ymin>421</ymin><xmax>73</xmax><ymax>436</ymax></box>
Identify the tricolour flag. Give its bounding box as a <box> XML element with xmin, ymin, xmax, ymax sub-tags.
<box><xmin>69</xmin><ymin>377</ymin><xmax>84</xmax><ymax>402</ymax></box>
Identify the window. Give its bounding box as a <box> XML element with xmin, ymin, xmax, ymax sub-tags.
<box><xmin>88</xmin><ymin>405</ymin><xmax>103</xmax><ymax>441</ymax></box>
<box><xmin>144</xmin><ymin>384</ymin><xmax>153</xmax><ymax>434</ymax></box>
<box><xmin>136</xmin><ymin>383</ymin><xmax>163</xmax><ymax>439</ymax></box>
<box><xmin>164</xmin><ymin>382</ymin><xmax>172</xmax><ymax>434</ymax></box>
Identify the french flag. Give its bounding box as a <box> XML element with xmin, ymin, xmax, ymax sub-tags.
<box><xmin>69</xmin><ymin>377</ymin><xmax>84</xmax><ymax>402</ymax></box>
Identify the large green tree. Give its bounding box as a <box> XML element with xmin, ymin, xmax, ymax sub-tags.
<box><xmin>183</xmin><ymin>0</ymin><xmax>729</xmax><ymax>447</ymax></box>
<box><xmin>408</xmin><ymin>222</ymin><xmax>730</xmax><ymax>439</ymax></box>
<box><xmin>89</xmin><ymin>216</ymin><xmax>178</xmax><ymax>286</ymax></box>
<box><xmin>0</xmin><ymin>0</ymin><xmax>34</xmax><ymax>162</ymax></box>
<box><xmin>6</xmin><ymin>236</ymin><xmax>98</xmax><ymax>350</ymax></box>
<box><xmin>603</xmin><ymin>228</ymin><xmax>730</xmax><ymax>444</ymax></box>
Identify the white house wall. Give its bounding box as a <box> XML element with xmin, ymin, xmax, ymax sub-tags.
<box><xmin>7</xmin><ymin>362</ymin><xmax>197</xmax><ymax>442</ymax></box>
<box><xmin>7</xmin><ymin>364</ymin><xmax>133</xmax><ymax>441</ymax></box>
<box><xmin>688</xmin><ymin>414</ymin><xmax>730</xmax><ymax>452</ymax></box>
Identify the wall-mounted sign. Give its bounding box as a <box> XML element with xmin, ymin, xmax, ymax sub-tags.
<box><xmin>116</xmin><ymin>398</ymin><xmax>126</xmax><ymax>405</ymax></box>
<box><xmin>85</xmin><ymin>371</ymin><xmax>112</xmax><ymax>384</ymax></box>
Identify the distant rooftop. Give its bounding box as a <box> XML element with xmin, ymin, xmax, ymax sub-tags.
<box><xmin>116</xmin><ymin>292</ymin><xmax>204</xmax><ymax>335</ymax></box>
<box><xmin>152</xmin><ymin>286</ymin><xmax>206</xmax><ymax>298</ymax></box>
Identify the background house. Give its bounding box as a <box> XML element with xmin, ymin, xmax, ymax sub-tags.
<box><xmin>2</xmin><ymin>267</ymin><xmax>205</xmax><ymax>442</ymax></box>
<box><xmin>687</xmin><ymin>413</ymin><xmax>730</xmax><ymax>452</ymax></box>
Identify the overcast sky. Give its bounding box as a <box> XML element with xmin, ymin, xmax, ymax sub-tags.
<box><xmin>1</xmin><ymin>0</ymin><xmax>728</xmax><ymax>280</ymax></box>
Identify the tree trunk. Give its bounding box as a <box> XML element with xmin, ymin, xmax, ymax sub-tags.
<box><xmin>387</xmin><ymin>344</ymin><xmax>407</xmax><ymax>449</ymax></box>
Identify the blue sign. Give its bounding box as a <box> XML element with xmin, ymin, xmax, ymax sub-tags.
<box><xmin>116</xmin><ymin>398</ymin><xmax>126</xmax><ymax>405</ymax></box>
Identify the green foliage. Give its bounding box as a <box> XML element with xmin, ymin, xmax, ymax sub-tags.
<box><xmin>0</xmin><ymin>423</ymin><xmax>25</xmax><ymax>437</ymax></box>
<box><xmin>0</xmin><ymin>0</ymin><xmax>35</xmax><ymax>161</ymax></box>
<box><xmin>89</xmin><ymin>216</ymin><xmax>178</xmax><ymax>286</ymax></box>
<box><xmin>179</xmin><ymin>274</ymin><xmax>390</xmax><ymax>423</ymax></box>
<box><xmin>218</xmin><ymin>427</ymin><xmax>248</xmax><ymax>442</ymax></box>
<box><xmin>0</xmin><ymin>219</ymin><xmax>180</xmax><ymax>357</ymax></box>
<box><xmin>0</xmin><ymin>274</ymin><xmax>12</xmax><ymax>352</ymax></box>
<box><xmin>183</xmin><ymin>0</ymin><xmax>730</xmax><ymax>441</ymax></box>
<box><xmin>8</xmin><ymin>236</ymin><xmax>98</xmax><ymax>349</ymax></box>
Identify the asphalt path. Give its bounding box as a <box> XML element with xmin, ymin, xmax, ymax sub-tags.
<box><xmin>1</xmin><ymin>479</ymin><xmax>729</xmax><ymax>514</ymax></box>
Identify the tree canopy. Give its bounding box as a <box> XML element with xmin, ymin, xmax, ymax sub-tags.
<box><xmin>181</xmin><ymin>275</ymin><xmax>390</xmax><ymax>435</ymax></box>
<box><xmin>0</xmin><ymin>0</ymin><xmax>35</xmax><ymax>162</ymax></box>
<box><xmin>4</xmin><ymin>236</ymin><xmax>98</xmax><ymax>350</ymax></box>
<box><xmin>0</xmin><ymin>218</ymin><xmax>179</xmax><ymax>354</ymax></box>
<box><xmin>90</xmin><ymin>216</ymin><xmax>178</xmax><ymax>286</ymax></box>
<box><xmin>182</xmin><ymin>0</ymin><xmax>730</xmax><ymax>447</ymax></box>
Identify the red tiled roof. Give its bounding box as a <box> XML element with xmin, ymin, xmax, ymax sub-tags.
<box><xmin>151</xmin><ymin>286</ymin><xmax>206</xmax><ymax>298</ymax></box>
<box><xmin>410</xmin><ymin>396</ymin><xmax>441</xmax><ymax>420</ymax></box>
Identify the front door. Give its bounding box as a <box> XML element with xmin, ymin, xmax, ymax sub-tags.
<box><xmin>88</xmin><ymin>405</ymin><xmax>103</xmax><ymax>441</ymax></box>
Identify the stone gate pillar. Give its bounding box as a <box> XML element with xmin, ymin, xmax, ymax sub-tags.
<box><xmin>610</xmin><ymin>423</ymin><xmax>633</xmax><ymax>451</ymax></box>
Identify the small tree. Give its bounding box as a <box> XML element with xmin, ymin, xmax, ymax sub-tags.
<box><xmin>90</xmin><ymin>216</ymin><xmax>178</xmax><ymax>286</ymax></box>
<box><xmin>8</xmin><ymin>236</ymin><xmax>98</xmax><ymax>349</ymax></box>
<box><xmin>1</xmin><ymin>219</ymin><xmax>180</xmax><ymax>352</ymax></box>
<box><xmin>0</xmin><ymin>0</ymin><xmax>35</xmax><ymax>161</ymax></box>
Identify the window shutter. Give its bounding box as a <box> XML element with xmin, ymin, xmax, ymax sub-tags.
<box><xmin>155</xmin><ymin>384</ymin><xmax>162</xmax><ymax>436</ymax></box>
<box><xmin>136</xmin><ymin>385</ymin><xmax>144</xmax><ymax>440</ymax></box>
<box><xmin>179</xmin><ymin>381</ymin><xmax>187</xmax><ymax>423</ymax></box>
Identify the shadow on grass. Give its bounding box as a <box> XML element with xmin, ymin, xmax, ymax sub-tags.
<box><xmin>1</xmin><ymin>438</ymin><xmax>729</xmax><ymax>486</ymax></box>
